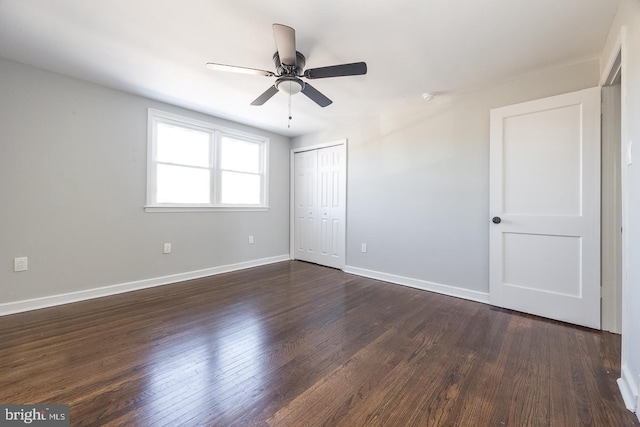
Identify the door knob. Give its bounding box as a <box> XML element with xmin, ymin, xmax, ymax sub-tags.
<box><xmin>492</xmin><ymin>217</ymin><xmax>502</xmax><ymax>224</ymax></box>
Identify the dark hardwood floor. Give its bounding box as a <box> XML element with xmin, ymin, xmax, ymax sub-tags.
<box><xmin>0</xmin><ymin>261</ymin><xmax>636</xmax><ymax>426</ymax></box>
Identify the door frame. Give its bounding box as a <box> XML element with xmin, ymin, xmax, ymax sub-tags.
<box><xmin>289</xmin><ymin>139</ymin><xmax>348</xmax><ymax>267</ymax></box>
<box><xmin>600</xmin><ymin>26</ymin><xmax>635</xmax><ymax>411</ymax></box>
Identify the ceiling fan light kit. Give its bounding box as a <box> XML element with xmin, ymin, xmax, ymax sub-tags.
<box><xmin>275</xmin><ymin>76</ymin><xmax>303</xmax><ymax>95</ymax></box>
<box><xmin>206</xmin><ymin>23</ymin><xmax>367</xmax><ymax>116</ymax></box>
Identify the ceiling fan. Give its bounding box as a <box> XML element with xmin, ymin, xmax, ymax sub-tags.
<box><xmin>206</xmin><ymin>24</ymin><xmax>367</xmax><ymax>108</ymax></box>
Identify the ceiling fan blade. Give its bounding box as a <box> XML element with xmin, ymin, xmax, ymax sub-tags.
<box><xmin>251</xmin><ymin>85</ymin><xmax>279</xmax><ymax>106</ymax></box>
<box><xmin>301</xmin><ymin>82</ymin><xmax>332</xmax><ymax>107</ymax></box>
<box><xmin>206</xmin><ymin>63</ymin><xmax>274</xmax><ymax>77</ymax></box>
<box><xmin>304</xmin><ymin>62</ymin><xmax>367</xmax><ymax>79</ymax></box>
<box><xmin>273</xmin><ymin>24</ymin><xmax>297</xmax><ymax>67</ymax></box>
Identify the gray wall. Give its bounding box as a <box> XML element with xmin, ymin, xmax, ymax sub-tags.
<box><xmin>293</xmin><ymin>60</ymin><xmax>600</xmax><ymax>294</ymax></box>
<box><xmin>0</xmin><ymin>58</ymin><xmax>290</xmax><ymax>304</ymax></box>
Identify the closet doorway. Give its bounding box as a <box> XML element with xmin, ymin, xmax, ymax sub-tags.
<box><xmin>290</xmin><ymin>140</ymin><xmax>346</xmax><ymax>269</ymax></box>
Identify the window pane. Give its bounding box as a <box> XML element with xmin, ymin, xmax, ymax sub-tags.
<box><xmin>221</xmin><ymin>171</ymin><xmax>261</xmax><ymax>205</ymax></box>
<box><xmin>220</xmin><ymin>137</ymin><xmax>260</xmax><ymax>173</ymax></box>
<box><xmin>156</xmin><ymin>164</ymin><xmax>210</xmax><ymax>204</ymax></box>
<box><xmin>157</xmin><ymin>122</ymin><xmax>210</xmax><ymax>167</ymax></box>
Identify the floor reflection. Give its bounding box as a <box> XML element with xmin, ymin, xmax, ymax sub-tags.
<box><xmin>143</xmin><ymin>303</ymin><xmax>265</xmax><ymax>424</ymax></box>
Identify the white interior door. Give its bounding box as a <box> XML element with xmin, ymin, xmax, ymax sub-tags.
<box><xmin>489</xmin><ymin>87</ymin><xmax>601</xmax><ymax>329</ymax></box>
<box><xmin>294</xmin><ymin>144</ymin><xmax>346</xmax><ymax>269</ymax></box>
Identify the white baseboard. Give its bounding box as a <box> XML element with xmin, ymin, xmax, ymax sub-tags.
<box><xmin>343</xmin><ymin>265</ymin><xmax>490</xmax><ymax>304</ymax></box>
<box><xmin>0</xmin><ymin>255</ymin><xmax>290</xmax><ymax>316</ymax></box>
<box><xmin>618</xmin><ymin>364</ymin><xmax>639</xmax><ymax>413</ymax></box>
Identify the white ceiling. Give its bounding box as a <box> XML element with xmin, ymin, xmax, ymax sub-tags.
<box><xmin>0</xmin><ymin>0</ymin><xmax>620</xmax><ymax>137</ymax></box>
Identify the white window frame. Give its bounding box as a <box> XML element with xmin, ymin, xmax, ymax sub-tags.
<box><xmin>145</xmin><ymin>109</ymin><xmax>269</xmax><ymax>212</ymax></box>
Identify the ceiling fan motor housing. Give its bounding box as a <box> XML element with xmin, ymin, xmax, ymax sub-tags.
<box><xmin>272</xmin><ymin>51</ymin><xmax>306</xmax><ymax>76</ymax></box>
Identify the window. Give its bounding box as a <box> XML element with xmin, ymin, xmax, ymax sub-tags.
<box><xmin>146</xmin><ymin>109</ymin><xmax>269</xmax><ymax>211</ymax></box>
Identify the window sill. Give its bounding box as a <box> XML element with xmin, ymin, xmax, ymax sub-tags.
<box><xmin>144</xmin><ymin>206</ymin><xmax>269</xmax><ymax>213</ymax></box>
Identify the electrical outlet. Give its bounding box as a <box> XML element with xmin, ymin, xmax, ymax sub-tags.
<box><xmin>163</xmin><ymin>243</ymin><xmax>172</xmax><ymax>254</ymax></box>
<box><xmin>361</xmin><ymin>243</ymin><xmax>367</xmax><ymax>253</ymax></box>
<box><xmin>248</xmin><ymin>235</ymin><xmax>254</xmax><ymax>244</ymax></box>
<box><xmin>14</xmin><ymin>257</ymin><xmax>28</xmax><ymax>272</ymax></box>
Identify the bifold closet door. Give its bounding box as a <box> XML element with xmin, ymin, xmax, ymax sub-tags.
<box><xmin>294</xmin><ymin>145</ymin><xmax>345</xmax><ymax>269</ymax></box>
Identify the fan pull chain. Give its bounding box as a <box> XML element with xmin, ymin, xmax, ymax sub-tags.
<box><xmin>288</xmin><ymin>88</ymin><xmax>292</xmax><ymax>128</ymax></box>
